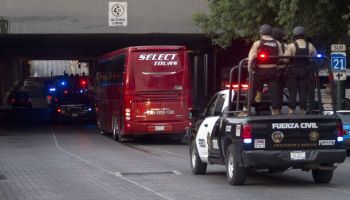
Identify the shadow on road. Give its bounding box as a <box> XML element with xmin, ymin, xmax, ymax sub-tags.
<box><xmin>99</xmin><ymin>132</ymin><xmax>188</xmax><ymax>145</ymax></box>
<box><xmin>0</xmin><ymin>107</ymin><xmax>96</xmax><ymax>127</ymax></box>
<box><xmin>0</xmin><ymin>108</ymin><xmax>52</xmax><ymax>126</ymax></box>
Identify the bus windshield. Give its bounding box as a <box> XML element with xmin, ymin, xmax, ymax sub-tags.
<box><xmin>132</xmin><ymin>51</ymin><xmax>184</xmax><ymax>92</ymax></box>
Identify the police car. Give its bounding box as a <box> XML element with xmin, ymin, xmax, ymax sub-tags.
<box><xmin>49</xmin><ymin>76</ymin><xmax>95</xmax><ymax>123</ymax></box>
<box><xmin>189</xmin><ymin>57</ymin><xmax>347</xmax><ymax>185</ymax></box>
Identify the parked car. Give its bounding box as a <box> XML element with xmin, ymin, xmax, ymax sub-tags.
<box><xmin>10</xmin><ymin>91</ymin><xmax>32</xmax><ymax>109</ymax></box>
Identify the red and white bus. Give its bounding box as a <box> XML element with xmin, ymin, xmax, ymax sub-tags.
<box><xmin>95</xmin><ymin>46</ymin><xmax>192</xmax><ymax>141</ymax></box>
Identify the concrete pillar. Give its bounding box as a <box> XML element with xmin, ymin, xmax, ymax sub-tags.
<box><xmin>0</xmin><ymin>57</ymin><xmax>4</xmax><ymax>106</ymax></box>
<box><xmin>0</xmin><ymin>55</ymin><xmax>24</xmax><ymax>106</ymax></box>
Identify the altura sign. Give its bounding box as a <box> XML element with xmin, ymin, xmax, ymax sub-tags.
<box><xmin>108</xmin><ymin>2</ymin><xmax>127</xmax><ymax>26</ymax></box>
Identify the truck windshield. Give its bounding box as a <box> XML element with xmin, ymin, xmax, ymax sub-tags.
<box><xmin>57</xmin><ymin>92</ymin><xmax>91</xmax><ymax>104</ymax></box>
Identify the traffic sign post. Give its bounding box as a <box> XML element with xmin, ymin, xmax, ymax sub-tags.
<box><xmin>331</xmin><ymin>44</ymin><xmax>346</xmax><ymax>52</ymax></box>
<box><xmin>330</xmin><ymin>44</ymin><xmax>347</xmax><ymax>110</ymax></box>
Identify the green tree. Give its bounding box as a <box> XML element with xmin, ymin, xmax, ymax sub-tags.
<box><xmin>343</xmin><ymin>5</ymin><xmax>350</xmax><ymax>36</ymax></box>
<box><xmin>194</xmin><ymin>0</ymin><xmax>350</xmax><ymax>48</ymax></box>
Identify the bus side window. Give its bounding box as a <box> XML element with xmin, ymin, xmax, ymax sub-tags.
<box><xmin>107</xmin><ymin>54</ymin><xmax>126</xmax><ymax>84</ymax></box>
<box><xmin>115</xmin><ymin>54</ymin><xmax>126</xmax><ymax>83</ymax></box>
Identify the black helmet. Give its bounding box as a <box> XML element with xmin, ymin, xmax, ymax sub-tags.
<box><xmin>259</xmin><ymin>24</ymin><xmax>272</xmax><ymax>35</ymax></box>
<box><xmin>272</xmin><ymin>27</ymin><xmax>284</xmax><ymax>40</ymax></box>
<box><xmin>293</xmin><ymin>26</ymin><xmax>305</xmax><ymax>37</ymax></box>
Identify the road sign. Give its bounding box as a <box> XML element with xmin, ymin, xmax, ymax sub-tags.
<box><xmin>108</xmin><ymin>2</ymin><xmax>127</xmax><ymax>26</ymax></box>
<box><xmin>333</xmin><ymin>72</ymin><xmax>347</xmax><ymax>81</ymax></box>
<box><xmin>331</xmin><ymin>44</ymin><xmax>346</xmax><ymax>52</ymax></box>
<box><xmin>331</xmin><ymin>52</ymin><xmax>347</xmax><ymax>71</ymax></box>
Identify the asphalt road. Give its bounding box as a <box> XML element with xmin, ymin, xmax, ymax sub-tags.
<box><xmin>0</xmin><ymin>108</ymin><xmax>350</xmax><ymax>200</ymax></box>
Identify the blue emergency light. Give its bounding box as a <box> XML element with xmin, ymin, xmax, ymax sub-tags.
<box><xmin>61</xmin><ymin>81</ymin><xmax>66</xmax><ymax>86</ymax></box>
<box><xmin>337</xmin><ymin>136</ymin><xmax>344</xmax><ymax>142</ymax></box>
<box><xmin>316</xmin><ymin>54</ymin><xmax>322</xmax><ymax>58</ymax></box>
<box><xmin>49</xmin><ymin>88</ymin><xmax>56</xmax><ymax>92</ymax></box>
<box><xmin>243</xmin><ymin>138</ymin><xmax>252</xmax><ymax>144</ymax></box>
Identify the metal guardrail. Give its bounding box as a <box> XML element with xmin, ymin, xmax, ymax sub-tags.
<box><xmin>227</xmin><ymin>56</ymin><xmax>334</xmax><ymax>116</ymax></box>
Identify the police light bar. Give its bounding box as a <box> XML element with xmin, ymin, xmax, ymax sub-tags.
<box><xmin>225</xmin><ymin>84</ymin><xmax>249</xmax><ymax>89</ymax></box>
<box><xmin>80</xmin><ymin>80</ymin><xmax>88</xmax><ymax>87</ymax></box>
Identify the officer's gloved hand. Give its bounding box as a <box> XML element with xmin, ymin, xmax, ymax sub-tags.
<box><xmin>248</xmin><ymin>64</ymin><xmax>255</xmax><ymax>73</ymax></box>
<box><xmin>248</xmin><ymin>65</ymin><xmax>252</xmax><ymax>72</ymax></box>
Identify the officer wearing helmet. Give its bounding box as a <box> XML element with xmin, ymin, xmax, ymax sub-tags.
<box><xmin>247</xmin><ymin>24</ymin><xmax>284</xmax><ymax>116</ymax></box>
<box><xmin>272</xmin><ymin>27</ymin><xmax>287</xmax><ymax>53</ymax></box>
<box><xmin>284</xmin><ymin>26</ymin><xmax>317</xmax><ymax>114</ymax></box>
<box><xmin>272</xmin><ymin>27</ymin><xmax>288</xmax><ymax>109</ymax></box>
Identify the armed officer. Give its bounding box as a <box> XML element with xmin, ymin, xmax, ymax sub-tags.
<box><xmin>284</xmin><ymin>26</ymin><xmax>317</xmax><ymax>114</ymax></box>
<box><xmin>272</xmin><ymin>27</ymin><xmax>288</xmax><ymax>109</ymax></box>
<box><xmin>248</xmin><ymin>24</ymin><xmax>284</xmax><ymax>115</ymax></box>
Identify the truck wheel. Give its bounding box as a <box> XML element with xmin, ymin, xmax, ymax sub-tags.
<box><xmin>312</xmin><ymin>169</ymin><xmax>333</xmax><ymax>183</ymax></box>
<box><xmin>190</xmin><ymin>140</ymin><xmax>207</xmax><ymax>174</ymax></box>
<box><xmin>226</xmin><ymin>144</ymin><xmax>246</xmax><ymax>185</ymax></box>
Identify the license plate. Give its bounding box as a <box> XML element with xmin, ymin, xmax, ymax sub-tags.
<box><xmin>290</xmin><ymin>151</ymin><xmax>306</xmax><ymax>160</ymax></box>
<box><xmin>155</xmin><ymin>126</ymin><xmax>164</xmax><ymax>131</ymax></box>
<box><xmin>72</xmin><ymin>113</ymin><xmax>78</xmax><ymax>117</ymax></box>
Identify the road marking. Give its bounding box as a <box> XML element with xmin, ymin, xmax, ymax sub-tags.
<box><xmin>123</xmin><ymin>143</ymin><xmax>158</xmax><ymax>155</ymax></box>
<box><xmin>115</xmin><ymin>170</ymin><xmax>182</xmax><ymax>176</ymax></box>
<box><xmin>137</xmin><ymin>145</ymin><xmax>188</xmax><ymax>158</ymax></box>
<box><xmin>51</xmin><ymin>129</ymin><xmax>175</xmax><ymax>200</ymax></box>
<box><xmin>341</xmin><ymin>163</ymin><xmax>350</xmax><ymax>168</ymax></box>
<box><xmin>323</xmin><ymin>186</ymin><xmax>350</xmax><ymax>195</ymax></box>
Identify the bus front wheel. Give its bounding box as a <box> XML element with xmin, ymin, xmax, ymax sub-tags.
<box><xmin>113</xmin><ymin>117</ymin><xmax>126</xmax><ymax>142</ymax></box>
<box><xmin>97</xmin><ymin>115</ymin><xmax>106</xmax><ymax>135</ymax></box>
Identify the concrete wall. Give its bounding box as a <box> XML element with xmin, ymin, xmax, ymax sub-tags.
<box><xmin>0</xmin><ymin>55</ymin><xmax>26</xmax><ymax>106</ymax></box>
<box><xmin>0</xmin><ymin>0</ymin><xmax>208</xmax><ymax>34</ymax></box>
<box><xmin>29</xmin><ymin>60</ymin><xmax>89</xmax><ymax>77</ymax></box>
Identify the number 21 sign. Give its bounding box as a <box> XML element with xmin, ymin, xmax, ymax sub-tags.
<box><xmin>331</xmin><ymin>52</ymin><xmax>347</xmax><ymax>71</ymax></box>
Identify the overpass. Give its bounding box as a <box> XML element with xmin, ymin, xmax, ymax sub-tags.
<box><xmin>0</xmin><ymin>0</ymin><xmax>250</xmax><ymax>108</ymax></box>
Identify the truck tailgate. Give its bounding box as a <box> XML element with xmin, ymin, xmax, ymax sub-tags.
<box><xmin>249</xmin><ymin>115</ymin><xmax>341</xmax><ymax>150</ymax></box>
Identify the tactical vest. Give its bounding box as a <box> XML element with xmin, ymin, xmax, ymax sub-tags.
<box><xmin>256</xmin><ymin>39</ymin><xmax>279</xmax><ymax>65</ymax></box>
<box><xmin>290</xmin><ymin>41</ymin><xmax>310</xmax><ymax>67</ymax></box>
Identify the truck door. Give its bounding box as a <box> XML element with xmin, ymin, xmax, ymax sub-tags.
<box><xmin>196</xmin><ymin>93</ymin><xmax>226</xmax><ymax>163</ymax></box>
